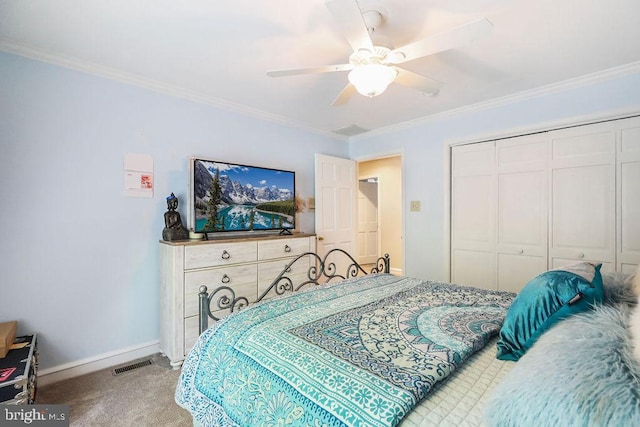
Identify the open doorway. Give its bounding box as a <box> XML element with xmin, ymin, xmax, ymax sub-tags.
<box><xmin>357</xmin><ymin>156</ymin><xmax>403</xmax><ymax>275</ymax></box>
<box><xmin>358</xmin><ymin>177</ymin><xmax>379</xmax><ymax>265</ymax></box>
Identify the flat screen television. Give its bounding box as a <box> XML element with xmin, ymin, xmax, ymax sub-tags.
<box><xmin>189</xmin><ymin>158</ymin><xmax>295</xmax><ymax>235</ymax></box>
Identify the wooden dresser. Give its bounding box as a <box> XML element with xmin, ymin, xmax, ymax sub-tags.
<box><xmin>159</xmin><ymin>233</ymin><xmax>315</xmax><ymax>368</ymax></box>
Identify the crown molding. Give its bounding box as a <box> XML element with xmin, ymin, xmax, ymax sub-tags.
<box><xmin>448</xmin><ymin>106</ymin><xmax>640</xmax><ymax>147</ymax></box>
<box><xmin>3</xmin><ymin>40</ymin><xmax>638</xmax><ymax>143</ymax></box>
<box><xmin>0</xmin><ymin>40</ymin><xmax>342</xmax><ymax>141</ymax></box>
<box><xmin>354</xmin><ymin>61</ymin><xmax>640</xmax><ymax>141</ymax></box>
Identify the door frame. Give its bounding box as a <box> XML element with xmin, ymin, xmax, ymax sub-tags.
<box><xmin>354</xmin><ymin>151</ymin><xmax>405</xmax><ymax>276</ymax></box>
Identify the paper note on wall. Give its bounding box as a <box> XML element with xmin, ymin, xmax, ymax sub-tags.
<box><xmin>124</xmin><ymin>152</ymin><xmax>153</xmax><ymax>198</ymax></box>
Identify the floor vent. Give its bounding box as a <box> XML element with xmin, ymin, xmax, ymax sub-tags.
<box><xmin>112</xmin><ymin>359</ymin><xmax>153</xmax><ymax>376</ymax></box>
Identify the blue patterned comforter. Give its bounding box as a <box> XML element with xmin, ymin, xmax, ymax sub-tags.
<box><xmin>176</xmin><ymin>274</ymin><xmax>515</xmax><ymax>427</ymax></box>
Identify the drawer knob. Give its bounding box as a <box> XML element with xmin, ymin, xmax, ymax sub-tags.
<box><xmin>222</xmin><ymin>274</ymin><xmax>231</xmax><ymax>284</ymax></box>
<box><xmin>284</xmin><ymin>244</ymin><xmax>291</xmax><ymax>253</ymax></box>
<box><xmin>578</xmin><ymin>252</ymin><xmax>585</xmax><ymax>259</ymax></box>
<box><xmin>518</xmin><ymin>249</ymin><xmax>524</xmax><ymax>255</ymax></box>
<box><xmin>221</xmin><ymin>250</ymin><xmax>231</xmax><ymax>260</ymax></box>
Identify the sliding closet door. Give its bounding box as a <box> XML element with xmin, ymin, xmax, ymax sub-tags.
<box><xmin>495</xmin><ymin>134</ymin><xmax>549</xmax><ymax>292</ymax></box>
<box><xmin>549</xmin><ymin>121</ymin><xmax>616</xmax><ymax>272</ymax></box>
<box><xmin>451</xmin><ymin>141</ymin><xmax>496</xmax><ymax>289</ymax></box>
<box><xmin>617</xmin><ymin>116</ymin><xmax>640</xmax><ymax>274</ymax></box>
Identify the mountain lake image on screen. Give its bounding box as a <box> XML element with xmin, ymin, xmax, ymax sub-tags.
<box><xmin>191</xmin><ymin>159</ymin><xmax>295</xmax><ymax>234</ymax></box>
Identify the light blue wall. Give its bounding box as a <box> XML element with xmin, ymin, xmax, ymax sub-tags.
<box><xmin>0</xmin><ymin>51</ymin><xmax>347</xmax><ymax>370</ymax></box>
<box><xmin>350</xmin><ymin>72</ymin><xmax>640</xmax><ymax>282</ymax></box>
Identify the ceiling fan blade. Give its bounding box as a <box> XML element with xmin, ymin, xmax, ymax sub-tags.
<box><xmin>267</xmin><ymin>63</ymin><xmax>353</xmax><ymax>77</ymax></box>
<box><xmin>393</xmin><ymin>67</ymin><xmax>442</xmax><ymax>95</ymax></box>
<box><xmin>331</xmin><ymin>83</ymin><xmax>358</xmax><ymax>106</ymax></box>
<box><xmin>387</xmin><ymin>18</ymin><xmax>493</xmax><ymax>64</ymax></box>
<box><xmin>325</xmin><ymin>0</ymin><xmax>374</xmax><ymax>53</ymax></box>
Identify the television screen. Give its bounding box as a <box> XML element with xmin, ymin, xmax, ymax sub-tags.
<box><xmin>189</xmin><ymin>158</ymin><xmax>295</xmax><ymax>234</ymax></box>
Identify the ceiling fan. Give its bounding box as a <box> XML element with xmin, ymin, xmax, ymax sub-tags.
<box><xmin>267</xmin><ymin>0</ymin><xmax>493</xmax><ymax>106</ymax></box>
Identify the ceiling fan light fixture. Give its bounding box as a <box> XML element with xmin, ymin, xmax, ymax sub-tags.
<box><xmin>348</xmin><ymin>64</ymin><xmax>397</xmax><ymax>97</ymax></box>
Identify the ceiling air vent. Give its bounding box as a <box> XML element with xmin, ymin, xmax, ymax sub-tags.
<box><xmin>333</xmin><ymin>124</ymin><xmax>370</xmax><ymax>137</ymax></box>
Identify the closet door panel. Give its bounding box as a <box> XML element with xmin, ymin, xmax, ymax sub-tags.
<box><xmin>551</xmin><ymin>165</ymin><xmax>613</xmax><ymax>250</ymax></box>
<box><xmin>451</xmin><ymin>141</ymin><xmax>496</xmax><ymax>287</ymax></box>
<box><xmin>620</xmin><ymin>163</ymin><xmax>640</xmax><ymax>253</ymax></box>
<box><xmin>497</xmin><ymin>253</ymin><xmax>547</xmax><ymax>293</ymax></box>
<box><xmin>617</xmin><ymin>117</ymin><xmax>640</xmax><ymax>270</ymax></box>
<box><xmin>496</xmin><ymin>171</ymin><xmax>547</xmax><ymax>291</ymax></box>
<box><xmin>452</xmin><ymin>249</ymin><xmax>495</xmax><ymax>289</ymax></box>
<box><xmin>451</xmin><ymin>141</ymin><xmax>495</xmax><ymax>252</ymax></box>
<box><xmin>497</xmin><ymin>172</ymin><xmax>546</xmax><ymax>250</ymax></box>
<box><xmin>495</xmin><ymin>134</ymin><xmax>548</xmax><ymax>292</ymax></box>
<box><xmin>452</xmin><ymin>174</ymin><xmax>494</xmax><ymax>251</ymax></box>
<box><xmin>452</xmin><ymin>142</ymin><xmax>495</xmax><ymax>176</ymax></box>
<box><xmin>549</xmin><ymin>122</ymin><xmax>616</xmax><ymax>268</ymax></box>
<box><xmin>496</xmin><ymin>134</ymin><xmax>547</xmax><ymax>173</ymax></box>
<box><xmin>550</xmin><ymin>123</ymin><xmax>615</xmax><ymax>167</ymax></box>
<box><xmin>621</xmin><ymin>263</ymin><xmax>640</xmax><ymax>275</ymax></box>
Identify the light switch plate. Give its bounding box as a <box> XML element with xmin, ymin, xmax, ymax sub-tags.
<box><xmin>410</xmin><ymin>200</ymin><xmax>421</xmax><ymax>212</ymax></box>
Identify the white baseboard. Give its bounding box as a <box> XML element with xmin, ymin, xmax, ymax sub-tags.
<box><xmin>391</xmin><ymin>267</ymin><xmax>403</xmax><ymax>276</ymax></box>
<box><xmin>38</xmin><ymin>340</ymin><xmax>161</xmax><ymax>387</ymax></box>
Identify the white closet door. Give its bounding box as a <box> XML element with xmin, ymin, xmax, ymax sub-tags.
<box><xmin>549</xmin><ymin>122</ymin><xmax>616</xmax><ymax>272</ymax></box>
<box><xmin>617</xmin><ymin>116</ymin><xmax>640</xmax><ymax>274</ymax></box>
<box><xmin>496</xmin><ymin>134</ymin><xmax>549</xmax><ymax>292</ymax></box>
<box><xmin>451</xmin><ymin>141</ymin><xmax>496</xmax><ymax>289</ymax></box>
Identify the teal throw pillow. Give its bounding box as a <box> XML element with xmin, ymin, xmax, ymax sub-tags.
<box><xmin>496</xmin><ymin>262</ymin><xmax>603</xmax><ymax>361</ymax></box>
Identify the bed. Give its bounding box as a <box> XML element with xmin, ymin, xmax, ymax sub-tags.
<box><xmin>175</xmin><ymin>249</ymin><xmax>640</xmax><ymax>426</ymax></box>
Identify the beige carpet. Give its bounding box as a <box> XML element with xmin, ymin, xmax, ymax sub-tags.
<box><xmin>37</xmin><ymin>353</ymin><xmax>192</xmax><ymax>427</ymax></box>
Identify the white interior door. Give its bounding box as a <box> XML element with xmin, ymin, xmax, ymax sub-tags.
<box><xmin>450</xmin><ymin>141</ymin><xmax>496</xmax><ymax>289</ymax></box>
<box><xmin>315</xmin><ymin>154</ymin><xmax>357</xmax><ymax>261</ymax></box>
<box><xmin>495</xmin><ymin>134</ymin><xmax>549</xmax><ymax>292</ymax></box>
<box><xmin>358</xmin><ymin>179</ymin><xmax>378</xmax><ymax>265</ymax></box>
<box><xmin>617</xmin><ymin>116</ymin><xmax>640</xmax><ymax>274</ymax></box>
<box><xmin>549</xmin><ymin>121</ymin><xmax>616</xmax><ymax>272</ymax></box>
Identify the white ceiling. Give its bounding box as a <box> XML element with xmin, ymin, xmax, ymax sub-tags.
<box><xmin>1</xmin><ymin>0</ymin><xmax>639</xmax><ymax>138</ymax></box>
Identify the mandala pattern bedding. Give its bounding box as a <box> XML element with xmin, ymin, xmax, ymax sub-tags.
<box><xmin>176</xmin><ymin>274</ymin><xmax>515</xmax><ymax>427</ymax></box>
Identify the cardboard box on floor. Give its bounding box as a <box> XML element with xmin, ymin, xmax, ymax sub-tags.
<box><xmin>0</xmin><ymin>321</ymin><xmax>17</xmax><ymax>358</ymax></box>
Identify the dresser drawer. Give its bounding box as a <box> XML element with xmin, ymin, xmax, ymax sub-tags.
<box><xmin>184</xmin><ymin>241</ymin><xmax>257</xmax><ymax>269</ymax></box>
<box><xmin>184</xmin><ymin>308</ymin><xmax>236</xmax><ymax>354</ymax></box>
<box><xmin>258</xmin><ymin>237</ymin><xmax>310</xmax><ymax>261</ymax></box>
<box><xmin>257</xmin><ymin>257</ymin><xmax>311</xmax><ymax>298</ymax></box>
<box><xmin>184</xmin><ymin>316</ymin><xmax>199</xmax><ymax>355</ymax></box>
<box><xmin>184</xmin><ymin>264</ymin><xmax>258</xmax><ymax>317</ymax></box>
